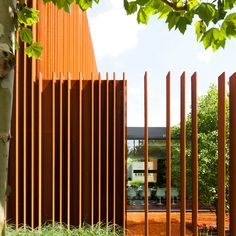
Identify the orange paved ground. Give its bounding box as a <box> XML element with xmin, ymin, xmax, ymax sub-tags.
<box><xmin>127</xmin><ymin>212</ymin><xmax>229</xmax><ymax>236</ymax></box>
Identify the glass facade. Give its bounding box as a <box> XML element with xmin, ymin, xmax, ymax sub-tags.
<box><xmin>126</xmin><ymin>128</ymin><xmax>211</xmax><ymax>212</ymax></box>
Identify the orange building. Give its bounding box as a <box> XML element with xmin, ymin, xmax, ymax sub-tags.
<box><xmin>7</xmin><ymin>1</ymin><xmax>126</xmax><ymax>229</ymax></box>
<box><xmin>36</xmin><ymin>1</ymin><xmax>98</xmax><ymax>80</ymax></box>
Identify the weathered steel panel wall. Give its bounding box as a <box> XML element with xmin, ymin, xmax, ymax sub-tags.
<box><xmin>7</xmin><ymin>74</ymin><xmax>127</xmax><ymax>228</ymax></box>
<box><xmin>7</xmin><ymin>0</ymin><xmax>110</xmax><ymax>229</ymax></box>
<box><xmin>36</xmin><ymin>2</ymin><xmax>98</xmax><ymax>79</ymax></box>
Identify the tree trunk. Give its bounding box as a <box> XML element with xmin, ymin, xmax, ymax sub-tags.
<box><xmin>0</xmin><ymin>0</ymin><xmax>16</xmax><ymax>235</ymax></box>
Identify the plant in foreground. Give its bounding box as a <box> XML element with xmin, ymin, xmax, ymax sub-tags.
<box><xmin>6</xmin><ymin>222</ymin><xmax>123</xmax><ymax>236</ymax></box>
<box><xmin>197</xmin><ymin>223</ymin><xmax>230</xmax><ymax>236</ymax></box>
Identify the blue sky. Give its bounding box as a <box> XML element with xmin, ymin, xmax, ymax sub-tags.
<box><xmin>87</xmin><ymin>1</ymin><xmax>236</xmax><ymax>127</ymax></box>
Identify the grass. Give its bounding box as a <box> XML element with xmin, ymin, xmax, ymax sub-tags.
<box><xmin>6</xmin><ymin>223</ymin><xmax>123</xmax><ymax>236</ymax></box>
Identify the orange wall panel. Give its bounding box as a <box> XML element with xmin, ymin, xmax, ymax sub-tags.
<box><xmin>36</xmin><ymin>2</ymin><xmax>98</xmax><ymax>80</ymax></box>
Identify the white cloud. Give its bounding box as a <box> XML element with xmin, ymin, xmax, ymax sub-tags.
<box><xmin>88</xmin><ymin>0</ymin><xmax>144</xmax><ymax>59</ymax></box>
<box><xmin>197</xmin><ymin>49</ymin><xmax>213</xmax><ymax>64</ymax></box>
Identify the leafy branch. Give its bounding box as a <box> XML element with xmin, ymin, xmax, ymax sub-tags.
<box><xmin>124</xmin><ymin>0</ymin><xmax>236</xmax><ymax>51</ymax></box>
<box><xmin>160</xmin><ymin>0</ymin><xmax>187</xmax><ymax>11</ymax></box>
<box><xmin>16</xmin><ymin>1</ymin><xmax>43</xmax><ymax>58</ymax></box>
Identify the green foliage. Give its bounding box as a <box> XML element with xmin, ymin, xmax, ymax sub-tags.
<box><xmin>202</xmin><ymin>28</ymin><xmax>226</xmax><ymax>51</ymax></box>
<box><xmin>172</xmin><ymin>84</ymin><xmax>229</xmax><ymax>210</ymax></box>
<box><xmin>6</xmin><ymin>223</ymin><xmax>123</xmax><ymax>236</ymax></box>
<box><xmin>17</xmin><ymin>6</ymin><xmax>39</xmax><ymax>26</ymax></box>
<box><xmin>25</xmin><ymin>42</ymin><xmax>43</xmax><ymax>59</ymax></box>
<box><xmin>76</xmin><ymin>0</ymin><xmax>93</xmax><ymax>11</ymax></box>
<box><xmin>20</xmin><ymin>27</ymin><xmax>33</xmax><ymax>44</ymax></box>
<box><xmin>42</xmin><ymin>0</ymin><xmax>99</xmax><ymax>12</ymax></box>
<box><xmin>16</xmin><ymin>2</ymin><xmax>43</xmax><ymax>58</ymax></box>
<box><xmin>221</xmin><ymin>13</ymin><xmax>236</xmax><ymax>38</ymax></box>
<box><xmin>124</xmin><ymin>0</ymin><xmax>138</xmax><ymax>15</ymax></box>
<box><xmin>195</xmin><ymin>20</ymin><xmax>206</xmax><ymax>41</ymax></box>
<box><xmin>197</xmin><ymin>3</ymin><xmax>216</xmax><ymax>25</ymax></box>
<box><xmin>122</xmin><ymin>0</ymin><xmax>236</xmax><ymax>51</ymax></box>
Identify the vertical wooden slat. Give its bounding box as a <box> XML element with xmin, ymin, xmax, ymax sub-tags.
<box><xmin>23</xmin><ymin>43</ymin><xmax>27</xmax><ymax>229</ymax></box>
<box><xmin>72</xmin><ymin>7</ymin><xmax>75</xmax><ymax>78</ymax></box>
<box><xmin>123</xmin><ymin>72</ymin><xmax>126</xmax><ymax>233</ymax></box>
<box><xmin>31</xmin><ymin>0</ymin><xmax>36</xmax><ymax>227</ymax></box>
<box><xmin>38</xmin><ymin>73</ymin><xmax>43</xmax><ymax>228</ymax></box>
<box><xmin>67</xmin><ymin>73</ymin><xmax>71</xmax><ymax>228</ymax></box>
<box><xmin>144</xmin><ymin>72</ymin><xmax>149</xmax><ymax>236</ymax></box>
<box><xmin>91</xmin><ymin>73</ymin><xmax>94</xmax><ymax>227</ymax></box>
<box><xmin>166</xmin><ymin>72</ymin><xmax>171</xmax><ymax>236</ymax></box>
<box><xmin>63</xmin><ymin>13</ymin><xmax>66</xmax><ymax>73</ymax></box>
<box><xmin>31</xmin><ymin>68</ymin><xmax>35</xmax><ymax>229</ymax></box>
<box><xmin>79</xmin><ymin>73</ymin><xmax>83</xmax><ymax>227</ymax></box>
<box><xmin>15</xmin><ymin>33</ymin><xmax>19</xmax><ymax>230</ymax></box>
<box><xmin>106</xmin><ymin>72</ymin><xmax>109</xmax><ymax>228</ymax></box>
<box><xmin>54</xmin><ymin>5</ymin><xmax>57</xmax><ymax>74</ymax></box>
<box><xmin>52</xmin><ymin>73</ymin><xmax>56</xmax><ymax>225</ymax></box>
<box><xmin>229</xmin><ymin>72</ymin><xmax>236</xmax><ymax>235</ymax></box>
<box><xmin>36</xmin><ymin>4</ymin><xmax>98</xmax><ymax>79</ymax></box>
<box><xmin>191</xmin><ymin>72</ymin><xmax>198</xmax><ymax>236</ymax></box>
<box><xmin>98</xmin><ymin>73</ymin><xmax>101</xmax><ymax>224</ymax></box>
<box><xmin>218</xmin><ymin>72</ymin><xmax>226</xmax><ymax>236</ymax></box>
<box><xmin>59</xmin><ymin>73</ymin><xmax>63</xmax><ymax>224</ymax></box>
<box><xmin>180</xmin><ymin>72</ymin><xmax>186</xmax><ymax>236</ymax></box>
<box><xmin>49</xmin><ymin>4</ymin><xmax>52</xmax><ymax>74</ymax></box>
<box><xmin>113</xmin><ymin>73</ymin><xmax>116</xmax><ymax>229</ymax></box>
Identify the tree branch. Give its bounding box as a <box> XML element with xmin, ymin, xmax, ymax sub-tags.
<box><xmin>160</xmin><ymin>0</ymin><xmax>187</xmax><ymax>11</ymax></box>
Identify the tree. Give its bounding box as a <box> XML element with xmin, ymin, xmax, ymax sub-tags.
<box><xmin>0</xmin><ymin>2</ymin><xmax>17</xmax><ymax>235</ymax></box>
<box><xmin>195</xmin><ymin>85</ymin><xmax>229</xmax><ymax>212</ymax></box>
<box><xmin>172</xmin><ymin>84</ymin><xmax>229</xmax><ymax>217</ymax></box>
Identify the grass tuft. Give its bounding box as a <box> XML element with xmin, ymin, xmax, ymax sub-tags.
<box><xmin>6</xmin><ymin>222</ymin><xmax>123</xmax><ymax>235</ymax></box>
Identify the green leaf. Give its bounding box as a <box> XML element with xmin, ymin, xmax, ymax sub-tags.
<box><xmin>76</xmin><ymin>0</ymin><xmax>92</xmax><ymax>10</ymax></box>
<box><xmin>147</xmin><ymin>0</ymin><xmax>163</xmax><ymax>9</ymax></box>
<box><xmin>63</xmin><ymin>3</ymin><xmax>71</xmax><ymax>13</ymax></box>
<box><xmin>202</xmin><ymin>28</ymin><xmax>226</xmax><ymax>51</ymax></box>
<box><xmin>124</xmin><ymin>0</ymin><xmax>138</xmax><ymax>15</ymax></box>
<box><xmin>157</xmin><ymin>4</ymin><xmax>172</xmax><ymax>19</ymax></box>
<box><xmin>136</xmin><ymin>0</ymin><xmax>150</xmax><ymax>6</ymax></box>
<box><xmin>137</xmin><ymin>6</ymin><xmax>157</xmax><ymax>24</ymax></box>
<box><xmin>43</xmin><ymin>0</ymin><xmax>75</xmax><ymax>12</ymax></box>
<box><xmin>145</xmin><ymin>5</ymin><xmax>158</xmax><ymax>15</ymax></box>
<box><xmin>17</xmin><ymin>7</ymin><xmax>39</xmax><ymax>26</ymax></box>
<box><xmin>137</xmin><ymin>7</ymin><xmax>149</xmax><ymax>24</ymax></box>
<box><xmin>212</xmin><ymin>9</ymin><xmax>227</xmax><ymax>24</ymax></box>
<box><xmin>202</xmin><ymin>29</ymin><xmax>214</xmax><ymax>49</ymax></box>
<box><xmin>221</xmin><ymin>13</ymin><xmax>236</xmax><ymax>38</ymax></box>
<box><xmin>25</xmin><ymin>42</ymin><xmax>43</xmax><ymax>59</ymax></box>
<box><xmin>166</xmin><ymin>12</ymin><xmax>180</xmax><ymax>30</ymax></box>
<box><xmin>53</xmin><ymin>0</ymin><xmax>64</xmax><ymax>8</ymax></box>
<box><xmin>223</xmin><ymin>0</ymin><xmax>234</xmax><ymax>10</ymax></box>
<box><xmin>20</xmin><ymin>27</ymin><xmax>33</xmax><ymax>44</ymax></box>
<box><xmin>197</xmin><ymin>3</ymin><xmax>216</xmax><ymax>25</ymax></box>
<box><xmin>187</xmin><ymin>0</ymin><xmax>199</xmax><ymax>11</ymax></box>
<box><xmin>195</xmin><ymin>20</ymin><xmax>206</xmax><ymax>41</ymax></box>
<box><xmin>175</xmin><ymin>17</ymin><xmax>191</xmax><ymax>34</ymax></box>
